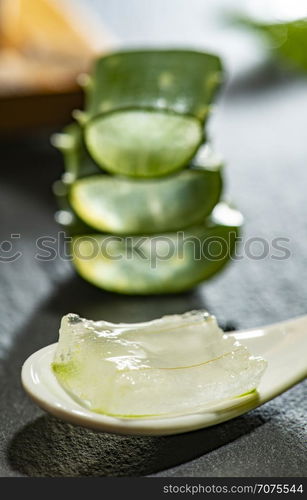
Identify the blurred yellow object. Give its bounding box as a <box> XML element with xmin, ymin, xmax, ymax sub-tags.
<box><xmin>0</xmin><ymin>47</ymin><xmax>88</xmax><ymax>94</ymax></box>
<box><xmin>0</xmin><ymin>0</ymin><xmax>107</xmax><ymax>58</ymax></box>
<box><xmin>0</xmin><ymin>0</ymin><xmax>114</xmax><ymax>131</ymax></box>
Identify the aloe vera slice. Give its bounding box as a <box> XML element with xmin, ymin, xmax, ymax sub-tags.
<box><xmin>83</xmin><ymin>50</ymin><xmax>223</xmax><ymax>177</ymax></box>
<box><xmin>53</xmin><ymin>311</ymin><xmax>266</xmax><ymax>417</ymax></box>
<box><xmin>71</xmin><ymin>203</ymin><xmax>242</xmax><ymax>294</ymax></box>
<box><xmin>69</xmin><ymin>146</ymin><xmax>223</xmax><ymax>235</ymax></box>
<box><xmin>85</xmin><ymin>110</ymin><xmax>203</xmax><ymax>177</ymax></box>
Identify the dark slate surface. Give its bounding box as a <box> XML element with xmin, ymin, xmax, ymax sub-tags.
<box><xmin>0</xmin><ymin>0</ymin><xmax>306</xmax><ymax>477</ymax></box>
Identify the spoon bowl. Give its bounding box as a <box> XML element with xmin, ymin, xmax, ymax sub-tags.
<box><xmin>21</xmin><ymin>315</ymin><xmax>307</xmax><ymax>435</ymax></box>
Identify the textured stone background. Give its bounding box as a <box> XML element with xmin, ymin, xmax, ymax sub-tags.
<box><xmin>0</xmin><ymin>0</ymin><xmax>306</xmax><ymax>477</ymax></box>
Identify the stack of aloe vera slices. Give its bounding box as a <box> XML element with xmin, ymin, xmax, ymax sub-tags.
<box><xmin>52</xmin><ymin>50</ymin><xmax>243</xmax><ymax>294</ymax></box>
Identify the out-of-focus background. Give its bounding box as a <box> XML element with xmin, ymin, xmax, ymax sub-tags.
<box><xmin>0</xmin><ymin>0</ymin><xmax>306</xmax><ymax>478</ymax></box>
<box><xmin>1</xmin><ymin>0</ymin><xmax>307</xmax><ymax>130</ymax></box>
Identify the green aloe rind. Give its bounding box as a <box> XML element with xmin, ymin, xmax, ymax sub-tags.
<box><xmin>81</xmin><ymin>50</ymin><xmax>223</xmax><ymax>177</ymax></box>
<box><xmin>85</xmin><ymin>50</ymin><xmax>223</xmax><ymax>122</ymax></box>
<box><xmin>52</xmin><ymin>123</ymin><xmax>101</xmax><ymax>181</ymax></box>
<box><xmin>71</xmin><ymin>202</ymin><xmax>243</xmax><ymax>295</ymax></box>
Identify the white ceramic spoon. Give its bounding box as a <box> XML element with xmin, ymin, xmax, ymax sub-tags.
<box><xmin>21</xmin><ymin>315</ymin><xmax>307</xmax><ymax>436</ymax></box>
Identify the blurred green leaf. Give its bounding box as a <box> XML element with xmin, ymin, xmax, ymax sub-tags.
<box><xmin>236</xmin><ymin>16</ymin><xmax>307</xmax><ymax>72</ymax></box>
